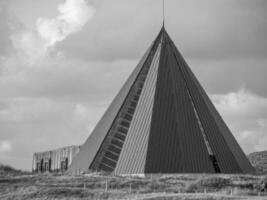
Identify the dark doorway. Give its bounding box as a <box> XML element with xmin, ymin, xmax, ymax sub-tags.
<box><xmin>40</xmin><ymin>159</ymin><xmax>44</xmax><ymax>172</ymax></box>
<box><xmin>44</xmin><ymin>162</ymin><xmax>49</xmax><ymax>172</ymax></box>
<box><xmin>65</xmin><ymin>158</ymin><xmax>68</xmax><ymax>170</ymax></box>
<box><xmin>49</xmin><ymin>158</ymin><xmax>52</xmax><ymax>172</ymax></box>
<box><xmin>60</xmin><ymin>160</ymin><xmax>65</xmax><ymax>171</ymax></box>
<box><xmin>36</xmin><ymin>162</ymin><xmax>41</xmax><ymax>172</ymax></box>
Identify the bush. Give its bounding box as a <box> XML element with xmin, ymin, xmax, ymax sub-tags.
<box><xmin>199</xmin><ymin>177</ymin><xmax>230</xmax><ymax>188</ymax></box>
<box><xmin>185</xmin><ymin>182</ymin><xmax>200</xmax><ymax>193</ymax></box>
<box><xmin>255</xmin><ymin>176</ymin><xmax>267</xmax><ymax>192</ymax></box>
<box><xmin>185</xmin><ymin>176</ymin><xmax>230</xmax><ymax>193</ymax></box>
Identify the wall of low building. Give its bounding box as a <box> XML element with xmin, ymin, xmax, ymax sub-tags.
<box><xmin>32</xmin><ymin>145</ymin><xmax>80</xmax><ymax>173</ymax></box>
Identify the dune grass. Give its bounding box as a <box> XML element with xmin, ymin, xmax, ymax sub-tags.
<box><xmin>0</xmin><ymin>173</ymin><xmax>266</xmax><ymax>199</ymax></box>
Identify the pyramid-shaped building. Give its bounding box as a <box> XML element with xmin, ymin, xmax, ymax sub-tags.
<box><xmin>69</xmin><ymin>27</ymin><xmax>254</xmax><ymax>174</ymax></box>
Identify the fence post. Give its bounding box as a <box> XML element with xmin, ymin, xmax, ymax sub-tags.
<box><xmin>105</xmin><ymin>180</ymin><xmax>108</xmax><ymax>192</ymax></box>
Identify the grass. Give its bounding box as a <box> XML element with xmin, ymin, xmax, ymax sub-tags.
<box><xmin>0</xmin><ymin>173</ymin><xmax>266</xmax><ymax>199</ymax></box>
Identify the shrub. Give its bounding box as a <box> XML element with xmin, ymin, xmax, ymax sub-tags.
<box><xmin>185</xmin><ymin>176</ymin><xmax>230</xmax><ymax>193</ymax></box>
<box><xmin>256</xmin><ymin>177</ymin><xmax>267</xmax><ymax>192</ymax></box>
<box><xmin>185</xmin><ymin>182</ymin><xmax>200</xmax><ymax>193</ymax></box>
<box><xmin>199</xmin><ymin>177</ymin><xmax>230</xmax><ymax>188</ymax></box>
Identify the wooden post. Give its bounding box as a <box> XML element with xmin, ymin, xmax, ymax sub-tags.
<box><xmin>105</xmin><ymin>180</ymin><xmax>108</xmax><ymax>192</ymax></box>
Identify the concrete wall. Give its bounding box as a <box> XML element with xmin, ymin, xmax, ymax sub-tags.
<box><xmin>32</xmin><ymin>145</ymin><xmax>80</xmax><ymax>172</ymax></box>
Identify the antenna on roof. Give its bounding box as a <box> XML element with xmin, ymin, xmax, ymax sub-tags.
<box><xmin>162</xmin><ymin>0</ymin><xmax>165</xmax><ymax>27</ymax></box>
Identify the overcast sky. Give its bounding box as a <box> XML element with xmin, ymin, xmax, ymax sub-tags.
<box><xmin>0</xmin><ymin>0</ymin><xmax>266</xmax><ymax>170</ymax></box>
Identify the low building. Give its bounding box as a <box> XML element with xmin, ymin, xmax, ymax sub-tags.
<box><xmin>32</xmin><ymin>145</ymin><xmax>80</xmax><ymax>173</ymax></box>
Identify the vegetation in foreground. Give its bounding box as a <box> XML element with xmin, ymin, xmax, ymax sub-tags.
<box><xmin>0</xmin><ymin>172</ymin><xmax>267</xmax><ymax>200</ymax></box>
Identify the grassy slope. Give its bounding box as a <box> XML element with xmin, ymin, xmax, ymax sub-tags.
<box><xmin>0</xmin><ymin>164</ymin><xmax>19</xmax><ymax>174</ymax></box>
<box><xmin>248</xmin><ymin>151</ymin><xmax>267</xmax><ymax>175</ymax></box>
<box><xmin>0</xmin><ymin>173</ymin><xmax>266</xmax><ymax>200</ymax></box>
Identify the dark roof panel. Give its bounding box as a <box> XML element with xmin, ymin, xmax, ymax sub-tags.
<box><xmin>144</xmin><ymin>38</ymin><xmax>215</xmax><ymax>173</ymax></box>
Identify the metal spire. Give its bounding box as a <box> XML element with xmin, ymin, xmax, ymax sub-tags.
<box><xmin>163</xmin><ymin>0</ymin><xmax>165</xmax><ymax>27</ymax></box>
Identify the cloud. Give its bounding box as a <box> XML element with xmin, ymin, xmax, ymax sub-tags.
<box><xmin>189</xmin><ymin>58</ymin><xmax>267</xmax><ymax>97</ymax></box>
<box><xmin>1</xmin><ymin>0</ymin><xmax>266</xmax><ymax>170</ymax></box>
<box><xmin>74</xmin><ymin>103</ymin><xmax>91</xmax><ymax>120</ymax></box>
<box><xmin>212</xmin><ymin>88</ymin><xmax>267</xmax><ymax>153</ymax></box>
<box><xmin>73</xmin><ymin>103</ymin><xmax>106</xmax><ymax>133</ymax></box>
<box><xmin>55</xmin><ymin>0</ymin><xmax>267</xmax><ymax>62</ymax></box>
<box><xmin>10</xmin><ymin>31</ymin><xmax>48</xmax><ymax>64</ymax></box>
<box><xmin>0</xmin><ymin>57</ymin><xmax>136</xmax><ymax>100</ymax></box>
<box><xmin>0</xmin><ymin>0</ymin><xmax>12</xmax><ymax>56</ymax></box>
<box><xmin>10</xmin><ymin>0</ymin><xmax>95</xmax><ymax>64</ymax></box>
<box><xmin>238</xmin><ymin>119</ymin><xmax>267</xmax><ymax>153</ymax></box>
<box><xmin>0</xmin><ymin>97</ymin><xmax>72</xmax><ymax>123</ymax></box>
<box><xmin>36</xmin><ymin>0</ymin><xmax>94</xmax><ymax>47</ymax></box>
<box><xmin>212</xmin><ymin>88</ymin><xmax>267</xmax><ymax>119</ymax></box>
<box><xmin>0</xmin><ymin>96</ymin><xmax>108</xmax><ymax>169</ymax></box>
<box><xmin>0</xmin><ymin>140</ymin><xmax>12</xmax><ymax>153</ymax></box>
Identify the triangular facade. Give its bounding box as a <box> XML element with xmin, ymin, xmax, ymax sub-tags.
<box><xmin>69</xmin><ymin>27</ymin><xmax>254</xmax><ymax>174</ymax></box>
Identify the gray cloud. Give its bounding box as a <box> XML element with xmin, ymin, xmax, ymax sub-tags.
<box><xmin>212</xmin><ymin>88</ymin><xmax>267</xmax><ymax>153</ymax></box>
<box><xmin>0</xmin><ymin>1</ymin><xmax>12</xmax><ymax>56</ymax></box>
<box><xmin>0</xmin><ymin>57</ymin><xmax>137</xmax><ymax>101</ymax></box>
<box><xmin>57</xmin><ymin>0</ymin><xmax>267</xmax><ymax>61</ymax></box>
<box><xmin>169</xmin><ymin>0</ymin><xmax>267</xmax><ymax>60</ymax></box>
<box><xmin>188</xmin><ymin>58</ymin><xmax>267</xmax><ymax>97</ymax></box>
<box><xmin>0</xmin><ymin>0</ymin><xmax>266</xmax><ymax>170</ymax></box>
<box><xmin>0</xmin><ymin>96</ymin><xmax>108</xmax><ymax>169</ymax></box>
